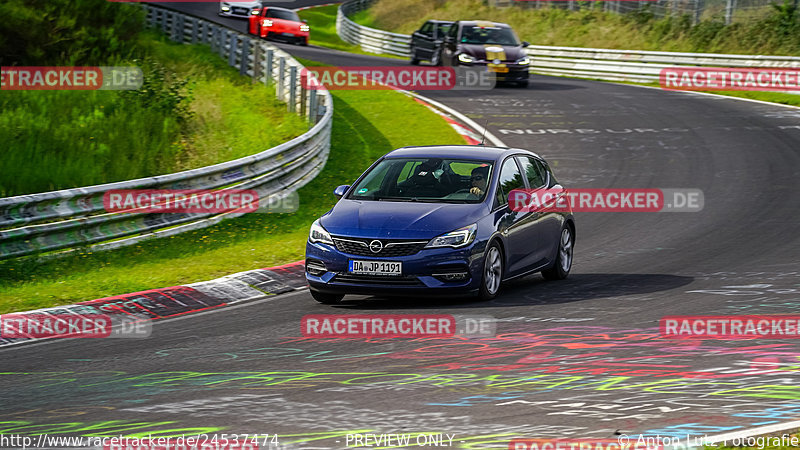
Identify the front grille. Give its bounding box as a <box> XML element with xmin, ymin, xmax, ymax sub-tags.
<box><xmin>232</xmin><ymin>7</ymin><xmax>249</xmax><ymax>14</ymax></box>
<box><xmin>332</xmin><ymin>237</ymin><xmax>427</xmax><ymax>257</ymax></box>
<box><xmin>334</xmin><ymin>274</ymin><xmax>423</xmax><ymax>285</ymax></box>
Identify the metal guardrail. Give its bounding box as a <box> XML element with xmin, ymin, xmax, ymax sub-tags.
<box><xmin>336</xmin><ymin>0</ymin><xmax>800</xmax><ymax>83</ymax></box>
<box><xmin>0</xmin><ymin>4</ymin><xmax>333</xmax><ymax>260</ymax></box>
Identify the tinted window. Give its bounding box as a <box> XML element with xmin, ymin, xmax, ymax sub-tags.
<box><xmin>436</xmin><ymin>23</ymin><xmax>452</xmax><ymax>38</ymax></box>
<box><xmin>460</xmin><ymin>26</ymin><xmax>519</xmax><ymax>46</ymax></box>
<box><xmin>419</xmin><ymin>22</ymin><xmax>433</xmax><ymax>36</ymax></box>
<box><xmin>496</xmin><ymin>158</ymin><xmax>524</xmax><ymax>206</ymax></box>
<box><xmin>266</xmin><ymin>9</ymin><xmax>299</xmax><ymax>21</ymax></box>
<box><xmin>517</xmin><ymin>156</ymin><xmax>546</xmax><ymax>189</ymax></box>
<box><xmin>348</xmin><ymin>158</ymin><xmax>494</xmax><ymax>203</ymax></box>
<box><xmin>448</xmin><ymin>23</ymin><xmax>459</xmax><ymax>39</ymax></box>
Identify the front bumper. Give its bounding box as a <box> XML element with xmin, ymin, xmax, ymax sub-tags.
<box><xmin>264</xmin><ymin>30</ymin><xmax>309</xmax><ymax>42</ymax></box>
<box><xmin>305</xmin><ymin>240</ymin><xmax>484</xmax><ymax>297</ymax></box>
<box><xmin>219</xmin><ymin>8</ymin><xmax>257</xmax><ymax>18</ymax></box>
<box><xmin>459</xmin><ymin>62</ymin><xmax>530</xmax><ymax>82</ymax></box>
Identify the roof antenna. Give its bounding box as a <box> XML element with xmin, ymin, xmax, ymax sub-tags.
<box><xmin>478</xmin><ymin>119</ymin><xmax>489</xmax><ymax>146</ymax></box>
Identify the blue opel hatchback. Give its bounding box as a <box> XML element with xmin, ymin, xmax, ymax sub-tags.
<box><xmin>305</xmin><ymin>145</ymin><xmax>575</xmax><ymax>304</ymax></box>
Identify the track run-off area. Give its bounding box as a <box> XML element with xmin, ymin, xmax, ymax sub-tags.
<box><xmin>2</xmin><ymin>1</ymin><xmax>800</xmax><ymax>449</ymax></box>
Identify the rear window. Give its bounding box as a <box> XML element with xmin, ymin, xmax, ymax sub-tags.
<box><xmin>266</xmin><ymin>9</ymin><xmax>299</xmax><ymax>21</ymax></box>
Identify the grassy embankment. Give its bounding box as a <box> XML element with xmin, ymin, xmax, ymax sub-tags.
<box><xmin>0</xmin><ymin>0</ymin><xmax>307</xmax><ymax>197</ymax></box>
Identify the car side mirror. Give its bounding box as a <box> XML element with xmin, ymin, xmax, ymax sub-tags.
<box><xmin>333</xmin><ymin>185</ymin><xmax>350</xmax><ymax>199</ymax></box>
<box><xmin>521</xmin><ymin>41</ymin><xmax>530</xmax><ymax>47</ymax></box>
<box><xmin>444</xmin><ymin>36</ymin><xmax>454</xmax><ymax>44</ymax></box>
<box><xmin>302</xmin><ymin>19</ymin><xmax>308</xmax><ymax>23</ymax></box>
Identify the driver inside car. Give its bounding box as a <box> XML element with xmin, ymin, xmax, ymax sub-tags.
<box><xmin>469</xmin><ymin>165</ymin><xmax>489</xmax><ymax>196</ymax></box>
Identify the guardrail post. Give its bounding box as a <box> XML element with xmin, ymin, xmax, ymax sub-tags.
<box><xmin>219</xmin><ymin>30</ymin><xmax>228</xmax><ymax>59</ymax></box>
<box><xmin>253</xmin><ymin>42</ymin><xmax>262</xmax><ymax>82</ymax></box>
<box><xmin>240</xmin><ymin>39</ymin><xmax>251</xmax><ymax>76</ymax></box>
<box><xmin>191</xmin><ymin>18</ymin><xmax>198</xmax><ymax>44</ymax></box>
<box><xmin>300</xmin><ymin>71</ymin><xmax>308</xmax><ymax>118</ymax></box>
<box><xmin>265</xmin><ymin>49</ymin><xmax>274</xmax><ymax>85</ymax></box>
<box><xmin>308</xmin><ymin>89</ymin><xmax>317</xmax><ymax>123</ymax></box>
<box><xmin>161</xmin><ymin>10</ymin><xmax>169</xmax><ymax>34</ymax></box>
<box><xmin>229</xmin><ymin>34</ymin><xmax>238</xmax><ymax>67</ymax></box>
<box><xmin>171</xmin><ymin>12</ymin><xmax>179</xmax><ymax>41</ymax></box>
<box><xmin>289</xmin><ymin>66</ymin><xmax>298</xmax><ymax>113</ymax></box>
<box><xmin>278</xmin><ymin>57</ymin><xmax>286</xmax><ymax>101</ymax></box>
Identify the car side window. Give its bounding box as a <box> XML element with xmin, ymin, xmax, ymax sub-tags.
<box><xmin>517</xmin><ymin>156</ymin><xmax>546</xmax><ymax>189</ymax></box>
<box><xmin>495</xmin><ymin>158</ymin><xmax>525</xmax><ymax>207</ymax></box>
<box><xmin>419</xmin><ymin>22</ymin><xmax>433</xmax><ymax>36</ymax></box>
<box><xmin>437</xmin><ymin>24</ymin><xmax>452</xmax><ymax>39</ymax></box>
<box><xmin>448</xmin><ymin>23</ymin><xmax>459</xmax><ymax>40</ymax></box>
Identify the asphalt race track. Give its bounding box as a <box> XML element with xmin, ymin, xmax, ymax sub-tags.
<box><xmin>2</xmin><ymin>1</ymin><xmax>800</xmax><ymax>448</ymax></box>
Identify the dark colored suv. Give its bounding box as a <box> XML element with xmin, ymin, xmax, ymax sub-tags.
<box><xmin>439</xmin><ymin>20</ymin><xmax>531</xmax><ymax>87</ymax></box>
<box><xmin>409</xmin><ymin>20</ymin><xmax>454</xmax><ymax>66</ymax></box>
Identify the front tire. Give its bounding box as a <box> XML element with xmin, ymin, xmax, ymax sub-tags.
<box><xmin>310</xmin><ymin>290</ymin><xmax>344</xmax><ymax>304</ymax></box>
<box><xmin>479</xmin><ymin>242</ymin><xmax>503</xmax><ymax>300</ymax></box>
<box><xmin>542</xmin><ymin>225</ymin><xmax>574</xmax><ymax>281</ymax></box>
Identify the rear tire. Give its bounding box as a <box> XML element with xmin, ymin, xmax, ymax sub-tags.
<box><xmin>542</xmin><ymin>225</ymin><xmax>574</xmax><ymax>281</ymax></box>
<box><xmin>431</xmin><ymin>49</ymin><xmax>442</xmax><ymax>66</ymax></box>
<box><xmin>409</xmin><ymin>46</ymin><xmax>420</xmax><ymax>65</ymax></box>
<box><xmin>310</xmin><ymin>290</ymin><xmax>344</xmax><ymax>304</ymax></box>
<box><xmin>479</xmin><ymin>242</ymin><xmax>504</xmax><ymax>300</ymax></box>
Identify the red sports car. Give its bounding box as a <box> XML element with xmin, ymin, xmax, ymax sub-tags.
<box><xmin>248</xmin><ymin>7</ymin><xmax>309</xmax><ymax>46</ymax></box>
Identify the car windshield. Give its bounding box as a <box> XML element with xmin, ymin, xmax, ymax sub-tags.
<box><xmin>348</xmin><ymin>158</ymin><xmax>494</xmax><ymax>203</ymax></box>
<box><xmin>266</xmin><ymin>9</ymin><xmax>299</xmax><ymax>21</ymax></box>
<box><xmin>460</xmin><ymin>26</ymin><xmax>519</xmax><ymax>46</ymax></box>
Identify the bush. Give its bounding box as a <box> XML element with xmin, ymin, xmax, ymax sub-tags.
<box><xmin>0</xmin><ymin>0</ymin><xmax>144</xmax><ymax>65</ymax></box>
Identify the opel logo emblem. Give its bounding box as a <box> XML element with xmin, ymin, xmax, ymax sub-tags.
<box><xmin>369</xmin><ymin>240</ymin><xmax>383</xmax><ymax>253</ymax></box>
<box><xmin>493</xmin><ymin>59</ymin><xmax>501</xmax><ymax>65</ymax></box>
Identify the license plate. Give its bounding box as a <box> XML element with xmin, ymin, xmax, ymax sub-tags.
<box><xmin>282</xmin><ymin>32</ymin><xmax>295</xmax><ymax>37</ymax></box>
<box><xmin>232</xmin><ymin>8</ymin><xmax>247</xmax><ymax>14</ymax></box>
<box><xmin>349</xmin><ymin>260</ymin><xmax>402</xmax><ymax>276</ymax></box>
<box><xmin>488</xmin><ymin>64</ymin><xmax>509</xmax><ymax>73</ymax></box>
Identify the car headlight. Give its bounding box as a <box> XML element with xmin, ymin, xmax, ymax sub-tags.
<box><xmin>309</xmin><ymin>219</ymin><xmax>334</xmax><ymax>245</ymax></box>
<box><xmin>300</xmin><ymin>24</ymin><xmax>310</xmax><ymax>32</ymax></box>
<box><xmin>262</xmin><ymin>19</ymin><xmax>273</xmax><ymax>27</ymax></box>
<box><xmin>425</xmin><ymin>224</ymin><xmax>477</xmax><ymax>248</ymax></box>
<box><xmin>516</xmin><ymin>56</ymin><xmax>531</xmax><ymax>65</ymax></box>
<box><xmin>221</xmin><ymin>5</ymin><xmax>230</xmax><ymax>11</ymax></box>
<box><xmin>251</xmin><ymin>9</ymin><xmax>260</xmax><ymax>15</ymax></box>
<box><xmin>457</xmin><ymin>53</ymin><xmax>475</xmax><ymax>64</ymax></box>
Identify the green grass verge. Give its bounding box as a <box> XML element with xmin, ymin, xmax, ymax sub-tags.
<box><xmin>0</xmin><ymin>31</ymin><xmax>307</xmax><ymax>197</ymax></box>
<box><xmin>298</xmin><ymin>5</ymin><xmax>405</xmax><ymax>60</ymax></box>
<box><xmin>0</xmin><ymin>80</ymin><xmax>464</xmax><ymax>313</ymax></box>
